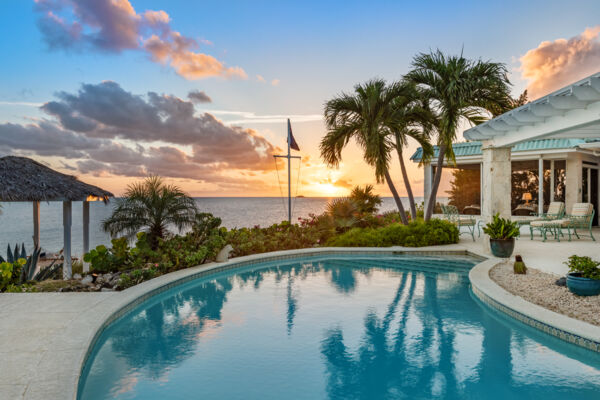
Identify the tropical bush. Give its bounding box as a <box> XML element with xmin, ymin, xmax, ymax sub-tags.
<box><xmin>85</xmin><ymin>213</ymin><xmax>226</xmax><ymax>287</ymax></box>
<box><xmin>103</xmin><ymin>176</ymin><xmax>199</xmax><ymax>249</ymax></box>
<box><xmin>565</xmin><ymin>255</ymin><xmax>600</xmax><ymax>280</ymax></box>
<box><xmin>226</xmin><ymin>221</ymin><xmax>321</xmax><ymax>258</ymax></box>
<box><xmin>482</xmin><ymin>213</ymin><xmax>520</xmax><ymax>239</ymax></box>
<box><xmin>325</xmin><ymin>219</ymin><xmax>459</xmax><ymax>247</ymax></box>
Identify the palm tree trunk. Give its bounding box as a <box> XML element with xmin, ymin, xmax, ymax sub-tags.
<box><xmin>397</xmin><ymin>147</ymin><xmax>417</xmax><ymax>220</ymax></box>
<box><xmin>385</xmin><ymin>170</ymin><xmax>409</xmax><ymax>225</ymax></box>
<box><xmin>424</xmin><ymin>144</ymin><xmax>446</xmax><ymax>221</ymax></box>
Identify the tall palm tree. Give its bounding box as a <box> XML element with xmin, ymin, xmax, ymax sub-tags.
<box><xmin>389</xmin><ymin>84</ymin><xmax>435</xmax><ymax>220</ymax></box>
<box><xmin>405</xmin><ymin>50</ymin><xmax>512</xmax><ymax>220</ymax></box>
<box><xmin>321</xmin><ymin>79</ymin><xmax>411</xmax><ymax>224</ymax></box>
<box><xmin>103</xmin><ymin>176</ymin><xmax>198</xmax><ymax>248</ymax></box>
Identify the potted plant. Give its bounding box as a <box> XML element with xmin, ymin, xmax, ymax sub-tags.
<box><xmin>482</xmin><ymin>213</ymin><xmax>520</xmax><ymax>258</ymax></box>
<box><xmin>565</xmin><ymin>255</ymin><xmax>600</xmax><ymax>296</ymax></box>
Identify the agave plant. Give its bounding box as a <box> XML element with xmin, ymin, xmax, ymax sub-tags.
<box><xmin>0</xmin><ymin>243</ymin><xmax>28</xmax><ymax>264</ymax></box>
<box><xmin>0</xmin><ymin>244</ymin><xmax>58</xmax><ymax>283</ymax></box>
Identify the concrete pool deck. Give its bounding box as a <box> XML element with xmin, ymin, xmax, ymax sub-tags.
<box><xmin>1</xmin><ymin>238</ymin><xmax>599</xmax><ymax>399</ymax></box>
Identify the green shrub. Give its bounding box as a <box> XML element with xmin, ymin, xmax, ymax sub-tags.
<box><xmin>325</xmin><ymin>219</ymin><xmax>459</xmax><ymax>247</ymax></box>
<box><xmin>226</xmin><ymin>221</ymin><xmax>321</xmax><ymax>257</ymax></box>
<box><xmin>565</xmin><ymin>255</ymin><xmax>600</xmax><ymax>280</ymax></box>
<box><xmin>482</xmin><ymin>213</ymin><xmax>520</xmax><ymax>239</ymax></box>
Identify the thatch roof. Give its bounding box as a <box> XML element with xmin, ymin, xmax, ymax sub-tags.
<box><xmin>0</xmin><ymin>156</ymin><xmax>114</xmax><ymax>202</ymax></box>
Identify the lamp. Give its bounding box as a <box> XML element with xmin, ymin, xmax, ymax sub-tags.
<box><xmin>522</xmin><ymin>192</ymin><xmax>532</xmax><ymax>205</ymax></box>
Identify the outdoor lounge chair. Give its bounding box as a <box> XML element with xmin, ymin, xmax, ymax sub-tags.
<box><xmin>531</xmin><ymin>203</ymin><xmax>595</xmax><ymax>242</ymax></box>
<box><xmin>441</xmin><ymin>204</ymin><xmax>477</xmax><ymax>241</ymax></box>
<box><xmin>529</xmin><ymin>201</ymin><xmax>565</xmax><ymax>240</ymax></box>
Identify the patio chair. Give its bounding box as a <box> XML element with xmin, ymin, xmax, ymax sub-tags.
<box><xmin>535</xmin><ymin>203</ymin><xmax>595</xmax><ymax>242</ymax></box>
<box><xmin>529</xmin><ymin>201</ymin><xmax>565</xmax><ymax>240</ymax></box>
<box><xmin>441</xmin><ymin>204</ymin><xmax>477</xmax><ymax>241</ymax></box>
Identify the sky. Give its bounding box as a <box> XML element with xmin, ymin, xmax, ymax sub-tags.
<box><xmin>1</xmin><ymin>0</ymin><xmax>600</xmax><ymax>197</ymax></box>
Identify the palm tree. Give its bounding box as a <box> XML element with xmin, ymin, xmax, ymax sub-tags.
<box><xmin>349</xmin><ymin>184</ymin><xmax>382</xmax><ymax>214</ymax></box>
<box><xmin>405</xmin><ymin>50</ymin><xmax>512</xmax><ymax>220</ymax></box>
<box><xmin>103</xmin><ymin>176</ymin><xmax>198</xmax><ymax>248</ymax></box>
<box><xmin>321</xmin><ymin>79</ymin><xmax>411</xmax><ymax>224</ymax></box>
<box><xmin>389</xmin><ymin>84</ymin><xmax>435</xmax><ymax>220</ymax></box>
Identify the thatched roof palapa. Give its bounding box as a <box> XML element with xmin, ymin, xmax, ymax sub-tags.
<box><xmin>0</xmin><ymin>156</ymin><xmax>114</xmax><ymax>202</ymax></box>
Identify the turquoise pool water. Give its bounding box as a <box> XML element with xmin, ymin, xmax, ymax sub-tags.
<box><xmin>78</xmin><ymin>254</ymin><xmax>600</xmax><ymax>399</ymax></box>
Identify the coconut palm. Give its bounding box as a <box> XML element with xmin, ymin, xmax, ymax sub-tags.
<box><xmin>103</xmin><ymin>176</ymin><xmax>198</xmax><ymax>248</ymax></box>
<box><xmin>389</xmin><ymin>84</ymin><xmax>435</xmax><ymax>220</ymax></box>
<box><xmin>321</xmin><ymin>79</ymin><xmax>411</xmax><ymax>224</ymax></box>
<box><xmin>405</xmin><ymin>50</ymin><xmax>512</xmax><ymax>220</ymax></box>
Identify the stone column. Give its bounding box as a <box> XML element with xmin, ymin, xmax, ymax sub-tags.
<box><xmin>423</xmin><ymin>162</ymin><xmax>432</xmax><ymax>213</ymax></box>
<box><xmin>481</xmin><ymin>144</ymin><xmax>512</xmax><ymax>222</ymax></box>
<box><xmin>566</xmin><ymin>153</ymin><xmax>582</xmax><ymax>211</ymax></box>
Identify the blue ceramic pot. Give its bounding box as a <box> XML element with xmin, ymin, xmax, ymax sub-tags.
<box><xmin>489</xmin><ymin>238</ymin><xmax>515</xmax><ymax>258</ymax></box>
<box><xmin>567</xmin><ymin>273</ymin><xmax>600</xmax><ymax>296</ymax></box>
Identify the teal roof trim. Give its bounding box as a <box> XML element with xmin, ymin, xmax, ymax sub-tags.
<box><xmin>410</xmin><ymin>138</ymin><xmax>588</xmax><ymax>162</ymax></box>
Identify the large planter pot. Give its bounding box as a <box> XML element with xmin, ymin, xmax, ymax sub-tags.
<box><xmin>489</xmin><ymin>238</ymin><xmax>515</xmax><ymax>258</ymax></box>
<box><xmin>567</xmin><ymin>272</ymin><xmax>600</xmax><ymax>296</ymax></box>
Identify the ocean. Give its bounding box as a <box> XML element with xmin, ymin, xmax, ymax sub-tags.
<box><xmin>0</xmin><ymin>196</ymin><xmax>438</xmax><ymax>256</ymax></box>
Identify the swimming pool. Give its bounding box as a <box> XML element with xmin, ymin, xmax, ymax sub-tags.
<box><xmin>78</xmin><ymin>254</ymin><xmax>600</xmax><ymax>399</ymax></box>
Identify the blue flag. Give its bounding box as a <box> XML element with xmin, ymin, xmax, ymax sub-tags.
<box><xmin>287</xmin><ymin>119</ymin><xmax>300</xmax><ymax>151</ymax></box>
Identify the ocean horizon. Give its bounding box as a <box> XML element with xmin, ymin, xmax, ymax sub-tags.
<box><xmin>0</xmin><ymin>196</ymin><xmax>446</xmax><ymax>256</ymax></box>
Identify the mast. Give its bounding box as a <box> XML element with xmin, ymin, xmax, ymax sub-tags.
<box><xmin>287</xmin><ymin>122</ymin><xmax>292</xmax><ymax>223</ymax></box>
<box><xmin>274</xmin><ymin>119</ymin><xmax>301</xmax><ymax>223</ymax></box>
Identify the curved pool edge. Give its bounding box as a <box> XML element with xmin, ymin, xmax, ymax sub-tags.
<box><xmin>72</xmin><ymin>245</ymin><xmax>478</xmax><ymax>400</ymax></box>
<box><xmin>469</xmin><ymin>259</ymin><xmax>600</xmax><ymax>352</ymax></box>
<box><xmin>71</xmin><ymin>245</ymin><xmax>600</xmax><ymax>400</ymax></box>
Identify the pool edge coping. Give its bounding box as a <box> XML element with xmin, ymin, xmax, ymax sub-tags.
<box><xmin>469</xmin><ymin>259</ymin><xmax>600</xmax><ymax>352</ymax></box>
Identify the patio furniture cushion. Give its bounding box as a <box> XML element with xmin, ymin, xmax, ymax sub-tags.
<box><xmin>546</xmin><ymin>201</ymin><xmax>565</xmax><ymax>216</ymax></box>
<box><xmin>571</xmin><ymin>203</ymin><xmax>593</xmax><ymax>217</ymax></box>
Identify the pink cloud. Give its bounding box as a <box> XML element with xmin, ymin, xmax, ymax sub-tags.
<box><xmin>519</xmin><ymin>26</ymin><xmax>600</xmax><ymax>99</ymax></box>
<box><xmin>34</xmin><ymin>0</ymin><xmax>246</xmax><ymax>80</ymax></box>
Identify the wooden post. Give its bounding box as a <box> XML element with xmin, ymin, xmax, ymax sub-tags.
<box><xmin>63</xmin><ymin>201</ymin><xmax>72</xmax><ymax>280</ymax></box>
<box><xmin>83</xmin><ymin>201</ymin><xmax>90</xmax><ymax>273</ymax></box>
<box><xmin>33</xmin><ymin>201</ymin><xmax>40</xmax><ymax>249</ymax></box>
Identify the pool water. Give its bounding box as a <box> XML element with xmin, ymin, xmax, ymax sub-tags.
<box><xmin>78</xmin><ymin>254</ymin><xmax>600</xmax><ymax>400</ymax></box>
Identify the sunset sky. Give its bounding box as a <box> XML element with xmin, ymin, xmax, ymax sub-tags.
<box><xmin>1</xmin><ymin>0</ymin><xmax>600</xmax><ymax>197</ymax></box>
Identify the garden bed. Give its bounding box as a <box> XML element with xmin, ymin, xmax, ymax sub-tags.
<box><xmin>490</xmin><ymin>262</ymin><xmax>600</xmax><ymax>327</ymax></box>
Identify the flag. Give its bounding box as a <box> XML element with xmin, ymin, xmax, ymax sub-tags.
<box><xmin>287</xmin><ymin>118</ymin><xmax>300</xmax><ymax>151</ymax></box>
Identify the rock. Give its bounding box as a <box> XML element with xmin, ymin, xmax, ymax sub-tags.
<box><xmin>101</xmin><ymin>287</ymin><xmax>115</xmax><ymax>292</ymax></box>
<box><xmin>555</xmin><ymin>277</ymin><xmax>567</xmax><ymax>287</ymax></box>
<box><xmin>96</xmin><ymin>275</ymin><xmax>105</xmax><ymax>285</ymax></box>
<box><xmin>73</xmin><ymin>273</ymin><xmax>82</xmax><ymax>280</ymax></box>
<box><xmin>81</xmin><ymin>275</ymin><xmax>93</xmax><ymax>285</ymax></box>
<box><xmin>216</xmin><ymin>244</ymin><xmax>234</xmax><ymax>262</ymax></box>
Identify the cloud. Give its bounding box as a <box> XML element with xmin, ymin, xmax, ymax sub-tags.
<box><xmin>187</xmin><ymin>90</ymin><xmax>212</xmax><ymax>104</ymax></box>
<box><xmin>206</xmin><ymin>109</ymin><xmax>323</xmax><ymax>124</ymax></box>
<box><xmin>271</xmin><ymin>79</ymin><xmax>280</xmax><ymax>86</ymax></box>
<box><xmin>34</xmin><ymin>0</ymin><xmax>246</xmax><ymax>80</ymax></box>
<box><xmin>519</xmin><ymin>26</ymin><xmax>600</xmax><ymax>98</ymax></box>
<box><xmin>1</xmin><ymin>81</ymin><xmax>284</xmax><ymax>183</ymax></box>
<box><xmin>256</xmin><ymin>75</ymin><xmax>266</xmax><ymax>83</ymax></box>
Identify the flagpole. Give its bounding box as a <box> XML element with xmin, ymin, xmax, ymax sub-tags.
<box><xmin>274</xmin><ymin>119</ymin><xmax>301</xmax><ymax>224</ymax></box>
<box><xmin>287</xmin><ymin>121</ymin><xmax>292</xmax><ymax>223</ymax></box>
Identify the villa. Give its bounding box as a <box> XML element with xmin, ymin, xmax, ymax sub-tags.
<box><xmin>412</xmin><ymin>72</ymin><xmax>600</xmax><ymax>228</ymax></box>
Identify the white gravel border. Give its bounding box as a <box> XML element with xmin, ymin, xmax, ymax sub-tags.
<box><xmin>469</xmin><ymin>258</ymin><xmax>600</xmax><ymax>350</ymax></box>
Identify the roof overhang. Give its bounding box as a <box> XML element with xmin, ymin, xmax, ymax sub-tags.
<box><xmin>464</xmin><ymin>72</ymin><xmax>600</xmax><ymax>148</ymax></box>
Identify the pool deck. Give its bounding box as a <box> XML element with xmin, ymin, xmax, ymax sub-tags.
<box><xmin>1</xmin><ymin>235</ymin><xmax>600</xmax><ymax>399</ymax></box>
